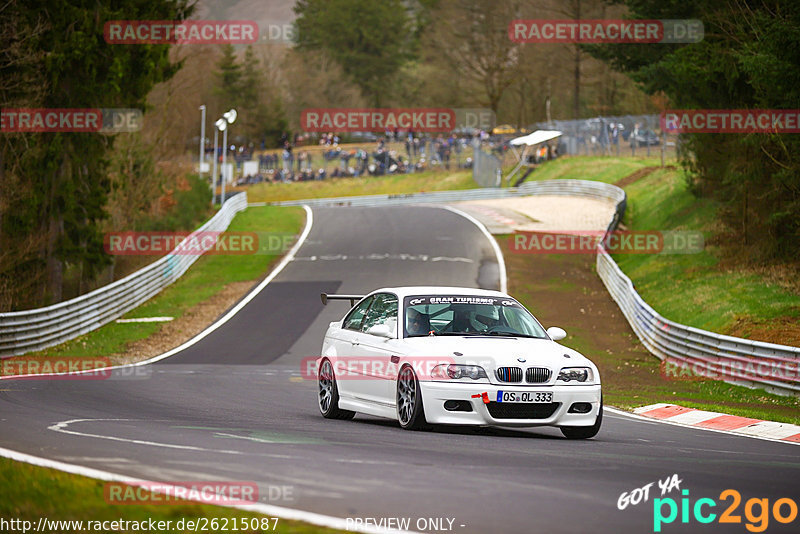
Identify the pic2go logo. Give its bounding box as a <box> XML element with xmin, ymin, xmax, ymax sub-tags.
<box><xmin>653</xmin><ymin>489</ymin><xmax>798</xmax><ymax>532</ymax></box>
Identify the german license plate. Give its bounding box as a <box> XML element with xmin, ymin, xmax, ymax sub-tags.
<box><xmin>496</xmin><ymin>391</ymin><xmax>553</xmax><ymax>403</ymax></box>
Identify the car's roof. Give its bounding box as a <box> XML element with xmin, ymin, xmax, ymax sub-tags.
<box><xmin>372</xmin><ymin>286</ymin><xmax>511</xmax><ymax>300</ymax></box>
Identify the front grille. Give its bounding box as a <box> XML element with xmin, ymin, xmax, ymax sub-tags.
<box><xmin>486</xmin><ymin>402</ymin><xmax>560</xmax><ymax>420</ymax></box>
<box><xmin>526</xmin><ymin>367</ymin><xmax>552</xmax><ymax>383</ymax></box>
<box><xmin>495</xmin><ymin>367</ymin><xmax>522</xmax><ymax>382</ymax></box>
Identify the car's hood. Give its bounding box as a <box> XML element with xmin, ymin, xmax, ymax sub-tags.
<box><xmin>398</xmin><ymin>335</ymin><xmax>594</xmax><ymax>369</ymax></box>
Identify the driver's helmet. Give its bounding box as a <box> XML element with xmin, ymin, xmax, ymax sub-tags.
<box><xmin>406</xmin><ymin>308</ymin><xmax>430</xmax><ymax>336</ymax></box>
<box><xmin>451</xmin><ymin>309</ymin><xmax>472</xmax><ymax>333</ymax></box>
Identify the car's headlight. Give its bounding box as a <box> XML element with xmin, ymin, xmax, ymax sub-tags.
<box><xmin>432</xmin><ymin>364</ymin><xmax>488</xmax><ymax>380</ymax></box>
<box><xmin>557</xmin><ymin>367</ymin><xmax>593</xmax><ymax>383</ymax></box>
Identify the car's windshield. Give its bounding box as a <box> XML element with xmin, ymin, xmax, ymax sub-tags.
<box><xmin>404</xmin><ymin>295</ymin><xmax>547</xmax><ymax>338</ymax></box>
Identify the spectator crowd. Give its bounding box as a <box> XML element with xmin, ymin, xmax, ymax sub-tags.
<box><xmin>229</xmin><ymin>130</ymin><xmax>479</xmax><ymax>186</ymax></box>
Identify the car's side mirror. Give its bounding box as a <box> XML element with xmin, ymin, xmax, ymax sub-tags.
<box><xmin>546</xmin><ymin>327</ymin><xmax>567</xmax><ymax>341</ymax></box>
<box><xmin>366</xmin><ymin>324</ymin><xmax>394</xmax><ymax>338</ymax></box>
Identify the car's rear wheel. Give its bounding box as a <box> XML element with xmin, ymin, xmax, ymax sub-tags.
<box><xmin>318</xmin><ymin>359</ymin><xmax>355</xmax><ymax>420</ymax></box>
<box><xmin>396</xmin><ymin>365</ymin><xmax>428</xmax><ymax>430</ymax></box>
<box><xmin>560</xmin><ymin>396</ymin><xmax>602</xmax><ymax>439</ymax></box>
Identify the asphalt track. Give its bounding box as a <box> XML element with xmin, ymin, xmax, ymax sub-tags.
<box><xmin>1</xmin><ymin>206</ymin><xmax>798</xmax><ymax>534</ymax></box>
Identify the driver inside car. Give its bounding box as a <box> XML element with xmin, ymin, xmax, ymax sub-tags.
<box><xmin>443</xmin><ymin>308</ymin><xmax>474</xmax><ymax>333</ymax></box>
<box><xmin>406</xmin><ymin>308</ymin><xmax>431</xmax><ymax>336</ymax></box>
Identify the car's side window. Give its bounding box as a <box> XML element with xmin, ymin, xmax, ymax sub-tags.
<box><xmin>342</xmin><ymin>296</ymin><xmax>374</xmax><ymax>331</ymax></box>
<box><xmin>360</xmin><ymin>293</ymin><xmax>398</xmax><ymax>334</ymax></box>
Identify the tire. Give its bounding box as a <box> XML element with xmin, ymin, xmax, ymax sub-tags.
<box><xmin>318</xmin><ymin>359</ymin><xmax>355</xmax><ymax>420</ymax></box>
<box><xmin>396</xmin><ymin>365</ymin><xmax>429</xmax><ymax>430</ymax></box>
<box><xmin>561</xmin><ymin>396</ymin><xmax>603</xmax><ymax>440</ymax></box>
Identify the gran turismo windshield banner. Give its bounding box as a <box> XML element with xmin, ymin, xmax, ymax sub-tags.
<box><xmin>405</xmin><ymin>296</ymin><xmax>522</xmax><ymax>308</ymax></box>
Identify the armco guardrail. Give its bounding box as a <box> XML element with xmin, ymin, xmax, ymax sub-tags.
<box><xmin>580</xmin><ymin>185</ymin><xmax>798</xmax><ymax>395</ymax></box>
<box><xmin>250</xmin><ymin>179</ymin><xmax>626</xmax><ymax>209</ymax></box>
<box><xmin>256</xmin><ymin>180</ymin><xmax>799</xmax><ymax>395</ymax></box>
<box><xmin>597</xmin><ymin>249</ymin><xmax>800</xmax><ymax>395</ymax></box>
<box><xmin>536</xmin><ymin>182</ymin><xmax>798</xmax><ymax>395</ymax></box>
<box><xmin>0</xmin><ymin>193</ymin><xmax>248</xmax><ymax>358</ymax></box>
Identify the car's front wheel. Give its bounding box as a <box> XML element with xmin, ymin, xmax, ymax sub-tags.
<box><xmin>396</xmin><ymin>365</ymin><xmax>428</xmax><ymax>430</ymax></box>
<box><xmin>560</xmin><ymin>396</ymin><xmax>603</xmax><ymax>439</ymax></box>
<box><xmin>318</xmin><ymin>359</ymin><xmax>355</xmax><ymax>420</ymax></box>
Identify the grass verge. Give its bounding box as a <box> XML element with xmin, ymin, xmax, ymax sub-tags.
<box><xmin>612</xmin><ymin>166</ymin><xmax>800</xmax><ymax>342</ymax></box>
<box><xmin>520</xmin><ymin>156</ymin><xmax>800</xmax><ymax>343</ymax></box>
<box><xmin>244</xmin><ymin>168</ymin><xmax>475</xmax><ymax>203</ymax></box>
<box><xmin>519</xmin><ymin>155</ymin><xmax>665</xmax><ymax>183</ymax></box>
<box><xmin>0</xmin><ymin>457</ymin><xmax>345</xmax><ymax>533</ymax></box>
<box><xmin>501</xmin><ymin>155</ymin><xmax>800</xmax><ymax>420</ymax></box>
<box><xmin>243</xmin><ymin>153</ymin><xmax>670</xmax><ymax>204</ymax></box>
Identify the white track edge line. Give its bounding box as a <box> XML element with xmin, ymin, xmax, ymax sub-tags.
<box><xmin>0</xmin><ymin>204</ymin><xmax>419</xmax><ymax>533</ymax></box>
<box><xmin>604</xmin><ymin>406</ymin><xmax>800</xmax><ymax>446</ymax></box>
<box><xmin>0</xmin><ymin>445</ymin><xmax>417</xmax><ymax>534</ymax></box>
<box><xmin>1</xmin><ymin>205</ymin><xmax>314</xmax><ymax>379</ymax></box>
<box><xmin>439</xmin><ymin>205</ymin><xmax>507</xmax><ymax>293</ymax></box>
<box><xmin>1</xmin><ymin>202</ymin><xmax>792</xmax><ymax>530</ymax></box>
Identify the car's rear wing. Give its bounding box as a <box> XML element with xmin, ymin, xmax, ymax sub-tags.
<box><xmin>320</xmin><ymin>293</ymin><xmax>365</xmax><ymax>306</ymax></box>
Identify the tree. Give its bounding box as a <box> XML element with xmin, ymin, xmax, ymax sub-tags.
<box><xmin>240</xmin><ymin>46</ymin><xmax>288</xmax><ymax>147</ymax></box>
<box><xmin>281</xmin><ymin>47</ymin><xmax>367</xmax><ymax>131</ymax></box>
<box><xmin>213</xmin><ymin>44</ymin><xmax>243</xmax><ymax>108</ymax></box>
<box><xmin>0</xmin><ymin>0</ymin><xmax>50</xmax><ymax>308</ymax></box>
<box><xmin>421</xmin><ymin>0</ymin><xmax>525</xmax><ymax>114</ymax></box>
<box><xmin>0</xmin><ymin>0</ymin><xmax>193</xmax><ymax>309</ymax></box>
<box><xmin>587</xmin><ymin>0</ymin><xmax>800</xmax><ymax>260</ymax></box>
<box><xmin>211</xmin><ymin>45</ymin><xmax>288</xmax><ymax>148</ymax></box>
<box><xmin>293</xmin><ymin>0</ymin><xmax>414</xmax><ymax>106</ymax></box>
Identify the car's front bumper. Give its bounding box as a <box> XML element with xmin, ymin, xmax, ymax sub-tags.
<box><xmin>420</xmin><ymin>381</ymin><xmax>601</xmax><ymax>427</ymax></box>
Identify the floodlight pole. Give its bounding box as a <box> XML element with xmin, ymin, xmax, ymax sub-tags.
<box><xmin>220</xmin><ymin>109</ymin><xmax>237</xmax><ymax>206</ymax></box>
<box><xmin>221</xmin><ymin>127</ymin><xmax>228</xmax><ymax>205</ymax></box>
<box><xmin>211</xmin><ymin>126</ymin><xmax>220</xmax><ymax>207</ymax></box>
<box><xmin>199</xmin><ymin>105</ymin><xmax>206</xmax><ymax>185</ymax></box>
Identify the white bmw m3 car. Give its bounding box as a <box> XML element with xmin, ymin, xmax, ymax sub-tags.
<box><xmin>317</xmin><ymin>287</ymin><xmax>602</xmax><ymax>439</ymax></box>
